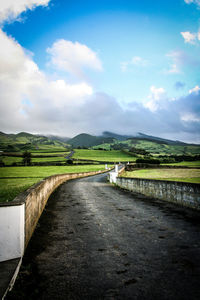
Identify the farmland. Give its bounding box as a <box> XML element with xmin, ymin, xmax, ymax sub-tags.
<box><xmin>0</xmin><ymin>165</ymin><xmax>112</xmax><ymax>202</ymax></box>
<box><xmin>121</xmin><ymin>168</ymin><xmax>200</xmax><ymax>184</ymax></box>
<box><xmin>162</xmin><ymin>161</ymin><xmax>200</xmax><ymax>168</ymax></box>
<box><xmin>1</xmin><ymin>131</ymin><xmax>200</xmax><ymax>203</ymax></box>
<box><xmin>73</xmin><ymin>149</ymin><xmax>136</xmax><ymax>162</ymax></box>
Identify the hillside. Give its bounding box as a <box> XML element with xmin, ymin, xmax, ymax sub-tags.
<box><xmin>68</xmin><ymin>132</ymin><xmax>200</xmax><ymax>156</ymax></box>
<box><xmin>0</xmin><ymin>131</ymin><xmax>200</xmax><ymax>156</ymax></box>
<box><xmin>68</xmin><ymin>133</ymin><xmax>114</xmax><ymax>148</ymax></box>
<box><xmin>102</xmin><ymin>131</ymin><xmax>187</xmax><ymax>145</ymax></box>
<box><xmin>0</xmin><ymin>132</ymin><xmax>68</xmax><ymax>152</ymax></box>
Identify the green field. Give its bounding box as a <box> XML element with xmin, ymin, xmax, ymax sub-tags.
<box><xmin>93</xmin><ymin>139</ymin><xmax>200</xmax><ymax>155</ymax></box>
<box><xmin>163</xmin><ymin>161</ymin><xmax>200</xmax><ymax>168</ymax></box>
<box><xmin>73</xmin><ymin>149</ymin><xmax>136</xmax><ymax>162</ymax></box>
<box><xmin>0</xmin><ymin>165</ymin><xmax>112</xmax><ymax>202</ymax></box>
<box><xmin>121</xmin><ymin>168</ymin><xmax>200</xmax><ymax>184</ymax></box>
<box><xmin>0</xmin><ymin>151</ymin><xmax>69</xmax><ymax>165</ymax></box>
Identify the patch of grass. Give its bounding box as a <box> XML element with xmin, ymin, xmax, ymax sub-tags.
<box><xmin>163</xmin><ymin>161</ymin><xmax>200</xmax><ymax>168</ymax></box>
<box><xmin>0</xmin><ymin>178</ymin><xmax>43</xmax><ymax>202</ymax></box>
<box><xmin>121</xmin><ymin>168</ymin><xmax>200</xmax><ymax>184</ymax></box>
<box><xmin>0</xmin><ymin>165</ymin><xmax>112</xmax><ymax>202</ymax></box>
<box><xmin>0</xmin><ymin>165</ymin><xmax>112</xmax><ymax>178</ymax></box>
<box><xmin>32</xmin><ymin>152</ymin><xmax>69</xmax><ymax>156</ymax></box>
<box><xmin>31</xmin><ymin>157</ymin><xmax>66</xmax><ymax>162</ymax></box>
<box><xmin>1</xmin><ymin>156</ymin><xmax>23</xmax><ymax>165</ymax></box>
<box><xmin>73</xmin><ymin>149</ymin><xmax>135</xmax><ymax>162</ymax></box>
<box><xmin>1</xmin><ymin>151</ymin><xmax>70</xmax><ymax>165</ymax></box>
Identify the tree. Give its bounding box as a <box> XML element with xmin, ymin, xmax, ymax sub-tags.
<box><xmin>22</xmin><ymin>151</ymin><xmax>32</xmax><ymax>166</ymax></box>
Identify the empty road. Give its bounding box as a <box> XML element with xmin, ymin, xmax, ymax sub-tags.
<box><xmin>7</xmin><ymin>172</ymin><xmax>200</xmax><ymax>300</ymax></box>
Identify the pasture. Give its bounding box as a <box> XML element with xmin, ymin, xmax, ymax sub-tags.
<box><xmin>121</xmin><ymin>168</ymin><xmax>200</xmax><ymax>184</ymax></box>
<box><xmin>73</xmin><ymin>149</ymin><xmax>136</xmax><ymax>162</ymax></box>
<box><xmin>0</xmin><ymin>151</ymin><xmax>69</xmax><ymax>165</ymax></box>
<box><xmin>0</xmin><ymin>165</ymin><xmax>112</xmax><ymax>202</ymax></box>
<box><xmin>163</xmin><ymin>161</ymin><xmax>200</xmax><ymax>168</ymax></box>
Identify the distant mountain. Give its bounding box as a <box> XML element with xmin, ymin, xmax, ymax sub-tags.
<box><xmin>47</xmin><ymin>135</ymin><xmax>70</xmax><ymax>143</ymax></box>
<box><xmin>68</xmin><ymin>133</ymin><xmax>114</xmax><ymax>148</ymax></box>
<box><xmin>1</xmin><ymin>131</ymin><xmax>199</xmax><ymax>155</ymax></box>
<box><xmin>102</xmin><ymin>131</ymin><xmax>187</xmax><ymax>145</ymax></box>
<box><xmin>0</xmin><ymin>131</ymin><xmax>68</xmax><ymax>151</ymax></box>
<box><xmin>102</xmin><ymin>131</ymin><xmax>133</xmax><ymax>141</ymax></box>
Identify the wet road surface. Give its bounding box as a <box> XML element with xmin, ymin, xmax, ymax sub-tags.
<box><xmin>7</xmin><ymin>173</ymin><xmax>200</xmax><ymax>299</ymax></box>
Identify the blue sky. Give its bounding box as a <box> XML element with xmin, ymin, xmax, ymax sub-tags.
<box><xmin>0</xmin><ymin>0</ymin><xmax>200</xmax><ymax>142</ymax></box>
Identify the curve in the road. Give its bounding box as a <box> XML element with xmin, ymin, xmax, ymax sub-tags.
<box><xmin>7</xmin><ymin>172</ymin><xmax>200</xmax><ymax>300</ymax></box>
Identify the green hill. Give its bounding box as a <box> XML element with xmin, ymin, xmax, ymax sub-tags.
<box><xmin>0</xmin><ymin>131</ymin><xmax>200</xmax><ymax>156</ymax></box>
<box><xmin>68</xmin><ymin>133</ymin><xmax>114</xmax><ymax>148</ymax></box>
<box><xmin>0</xmin><ymin>132</ymin><xmax>68</xmax><ymax>152</ymax></box>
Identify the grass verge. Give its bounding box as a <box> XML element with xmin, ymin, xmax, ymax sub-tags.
<box><xmin>73</xmin><ymin>149</ymin><xmax>135</xmax><ymax>162</ymax></box>
<box><xmin>120</xmin><ymin>168</ymin><xmax>200</xmax><ymax>184</ymax></box>
<box><xmin>0</xmin><ymin>165</ymin><xmax>112</xmax><ymax>202</ymax></box>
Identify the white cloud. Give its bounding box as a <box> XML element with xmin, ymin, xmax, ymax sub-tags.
<box><xmin>144</xmin><ymin>86</ymin><xmax>167</xmax><ymax>112</ymax></box>
<box><xmin>165</xmin><ymin>50</ymin><xmax>200</xmax><ymax>74</ymax></box>
<box><xmin>0</xmin><ymin>0</ymin><xmax>50</xmax><ymax>24</ymax></box>
<box><xmin>120</xmin><ymin>56</ymin><xmax>148</xmax><ymax>72</ymax></box>
<box><xmin>166</xmin><ymin>51</ymin><xmax>183</xmax><ymax>74</ymax></box>
<box><xmin>184</xmin><ymin>0</ymin><xmax>200</xmax><ymax>7</ymax></box>
<box><xmin>0</xmin><ymin>30</ymin><xmax>199</xmax><ymax>142</ymax></box>
<box><xmin>167</xmin><ymin>63</ymin><xmax>180</xmax><ymax>74</ymax></box>
<box><xmin>47</xmin><ymin>40</ymin><xmax>102</xmax><ymax>78</ymax></box>
<box><xmin>0</xmin><ymin>2</ymin><xmax>199</xmax><ymax>142</ymax></box>
<box><xmin>0</xmin><ymin>29</ymin><xmax>95</xmax><ymax>135</ymax></box>
<box><xmin>189</xmin><ymin>85</ymin><xmax>200</xmax><ymax>94</ymax></box>
<box><xmin>120</xmin><ymin>62</ymin><xmax>128</xmax><ymax>72</ymax></box>
<box><xmin>181</xmin><ymin>31</ymin><xmax>196</xmax><ymax>44</ymax></box>
<box><xmin>181</xmin><ymin>112</ymin><xmax>200</xmax><ymax>122</ymax></box>
<box><xmin>131</xmin><ymin>56</ymin><xmax>148</xmax><ymax>66</ymax></box>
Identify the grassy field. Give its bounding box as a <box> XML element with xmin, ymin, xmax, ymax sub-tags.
<box><xmin>73</xmin><ymin>149</ymin><xmax>136</xmax><ymax>162</ymax></box>
<box><xmin>163</xmin><ymin>161</ymin><xmax>200</xmax><ymax>168</ymax></box>
<box><xmin>92</xmin><ymin>139</ymin><xmax>200</xmax><ymax>155</ymax></box>
<box><xmin>0</xmin><ymin>165</ymin><xmax>112</xmax><ymax>202</ymax></box>
<box><xmin>0</xmin><ymin>151</ymin><xmax>69</xmax><ymax>165</ymax></box>
<box><xmin>121</xmin><ymin>168</ymin><xmax>200</xmax><ymax>184</ymax></box>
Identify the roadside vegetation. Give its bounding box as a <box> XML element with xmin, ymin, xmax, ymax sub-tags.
<box><xmin>120</xmin><ymin>168</ymin><xmax>200</xmax><ymax>184</ymax></box>
<box><xmin>1</xmin><ymin>131</ymin><xmax>200</xmax><ymax>203</ymax></box>
<box><xmin>0</xmin><ymin>165</ymin><xmax>112</xmax><ymax>202</ymax></box>
<box><xmin>73</xmin><ymin>149</ymin><xmax>136</xmax><ymax>162</ymax></box>
<box><xmin>162</xmin><ymin>161</ymin><xmax>200</xmax><ymax>168</ymax></box>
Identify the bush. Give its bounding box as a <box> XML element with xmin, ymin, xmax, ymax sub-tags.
<box><xmin>22</xmin><ymin>151</ymin><xmax>32</xmax><ymax>166</ymax></box>
<box><xmin>66</xmin><ymin>159</ymin><xmax>73</xmax><ymax>165</ymax></box>
<box><xmin>136</xmin><ymin>158</ymin><xmax>160</xmax><ymax>165</ymax></box>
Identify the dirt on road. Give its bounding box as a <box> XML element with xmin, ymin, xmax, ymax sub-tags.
<box><xmin>6</xmin><ymin>173</ymin><xmax>200</xmax><ymax>300</ymax></box>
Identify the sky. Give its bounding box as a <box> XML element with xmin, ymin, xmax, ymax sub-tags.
<box><xmin>0</xmin><ymin>0</ymin><xmax>200</xmax><ymax>143</ymax></box>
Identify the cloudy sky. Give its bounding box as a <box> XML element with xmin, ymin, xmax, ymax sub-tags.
<box><xmin>0</xmin><ymin>0</ymin><xmax>200</xmax><ymax>142</ymax></box>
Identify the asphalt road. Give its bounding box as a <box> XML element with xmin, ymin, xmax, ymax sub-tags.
<box><xmin>7</xmin><ymin>173</ymin><xmax>200</xmax><ymax>300</ymax></box>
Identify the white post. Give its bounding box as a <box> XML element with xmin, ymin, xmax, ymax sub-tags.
<box><xmin>0</xmin><ymin>204</ymin><xmax>25</xmax><ymax>262</ymax></box>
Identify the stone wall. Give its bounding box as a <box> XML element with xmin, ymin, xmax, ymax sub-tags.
<box><xmin>116</xmin><ymin>177</ymin><xmax>200</xmax><ymax>210</ymax></box>
<box><xmin>13</xmin><ymin>170</ymin><xmax>108</xmax><ymax>248</ymax></box>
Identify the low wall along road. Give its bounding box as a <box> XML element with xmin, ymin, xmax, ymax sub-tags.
<box><xmin>116</xmin><ymin>177</ymin><xmax>200</xmax><ymax>210</ymax></box>
<box><xmin>0</xmin><ymin>169</ymin><xmax>111</xmax><ymax>263</ymax></box>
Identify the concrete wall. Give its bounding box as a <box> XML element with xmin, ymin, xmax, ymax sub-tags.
<box><xmin>0</xmin><ymin>204</ymin><xmax>24</xmax><ymax>262</ymax></box>
<box><xmin>13</xmin><ymin>170</ymin><xmax>109</xmax><ymax>248</ymax></box>
<box><xmin>0</xmin><ymin>169</ymin><xmax>109</xmax><ymax>262</ymax></box>
<box><xmin>116</xmin><ymin>177</ymin><xmax>200</xmax><ymax>210</ymax></box>
<box><xmin>108</xmin><ymin>165</ymin><xmax>125</xmax><ymax>184</ymax></box>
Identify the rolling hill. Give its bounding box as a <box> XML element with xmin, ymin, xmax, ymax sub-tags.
<box><xmin>0</xmin><ymin>132</ymin><xmax>68</xmax><ymax>152</ymax></box>
<box><xmin>0</xmin><ymin>131</ymin><xmax>200</xmax><ymax>156</ymax></box>
<box><xmin>67</xmin><ymin>133</ymin><xmax>114</xmax><ymax>148</ymax></box>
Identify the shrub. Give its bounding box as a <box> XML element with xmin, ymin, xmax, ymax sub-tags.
<box><xmin>136</xmin><ymin>158</ymin><xmax>160</xmax><ymax>165</ymax></box>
